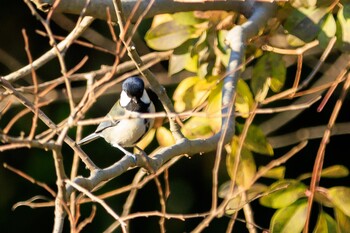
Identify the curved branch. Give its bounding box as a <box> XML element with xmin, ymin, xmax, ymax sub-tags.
<box><xmin>32</xmin><ymin>0</ymin><xmax>253</xmax><ymax>21</ymax></box>
<box><xmin>3</xmin><ymin>16</ymin><xmax>94</xmax><ymax>82</ymax></box>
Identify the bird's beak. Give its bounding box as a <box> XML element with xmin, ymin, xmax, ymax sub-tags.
<box><xmin>132</xmin><ymin>97</ymin><xmax>138</xmax><ymax>103</ymax></box>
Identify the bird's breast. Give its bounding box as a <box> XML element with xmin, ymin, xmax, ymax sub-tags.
<box><xmin>100</xmin><ymin>118</ymin><xmax>151</xmax><ymax>147</ymax></box>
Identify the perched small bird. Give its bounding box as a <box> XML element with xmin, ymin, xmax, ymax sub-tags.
<box><xmin>78</xmin><ymin>76</ymin><xmax>155</xmax><ymax>159</ymax></box>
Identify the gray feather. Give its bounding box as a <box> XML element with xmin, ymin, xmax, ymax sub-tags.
<box><xmin>77</xmin><ymin>133</ymin><xmax>100</xmax><ymax>145</ymax></box>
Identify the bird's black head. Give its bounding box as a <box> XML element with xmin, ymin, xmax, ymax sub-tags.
<box><xmin>122</xmin><ymin>76</ymin><xmax>145</xmax><ymax>99</ymax></box>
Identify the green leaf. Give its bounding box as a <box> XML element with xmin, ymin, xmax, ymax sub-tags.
<box><xmin>185</xmin><ymin>53</ymin><xmax>198</xmax><ymax>73</ymax></box>
<box><xmin>226</xmin><ymin>136</ymin><xmax>257</xmax><ymax>188</ymax></box>
<box><xmin>321</xmin><ymin>165</ymin><xmax>349</xmax><ymax>178</ymax></box>
<box><xmin>270</xmin><ymin>199</ymin><xmax>308</xmax><ymax>233</ymax></box>
<box><xmin>173</xmin><ymin>77</ymin><xmax>199</xmax><ymax>112</ymax></box>
<box><xmin>298</xmin><ymin>165</ymin><xmax>349</xmax><ymax>180</ymax></box>
<box><xmin>169</xmin><ymin>39</ymin><xmax>196</xmax><ymax>75</ymax></box>
<box><xmin>251</xmin><ymin>53</ymin><xmax>286</xmax><ymax>101</ymax></box>
<box><xmin>260</xmin><ymin>180</ymin><xmax>306</xmax><ymax>209</ymax></box>
<box><xmin>328</xmin><ymin>186</ymin><xmax>350</xmax><ymax>217</ymax></box>
<box><xmin>290</xmin><ymin>0</ymin><xmax>318</xmax><ymax>7</ymax></box>
<box><xmin>145</xmin><ymin>21</ymin><xmax>194</xmax><ymax>50</ymax></box>
<box><xmin>286</xmin><ymin>34</ymin><xmax>306</xmax><ymax>47</ymax></box>
<box><xmin>318</xmin><ymin>13</ymin><xmax>336</xmax><ymax>48</ymax></box>
<box><xmin>217</xmin><ymin>30</ymin><xmax>230</xmax><ymax>67</ymax></box>
<box><xmin>261</xmin><ymin>166</ymin><xmax>286</xmax><ymax>179</ymax></box>
<box><xmin>314</xmin><ymin>189</ymin><xmax>334</xmax><ymax>208</ymax></box>
<box><xmin>222</xmin><ymin>183</ymin><xmax>267</xmax><ymax>215</ymax></box>
<box><xmin>172</xmin><ymin>12</ymin><xmax>204</xmax><ymax>25</ymax></box>
<box><xmin>284</xmin><ymin>6</ymin><xmax>329</xmax><ymax>42</ymax></box>
<box><xmin>169</xmin><ymin>51</ymin><xmax>189</xmax><ymax>76</ymax></box>
<box><xmin>237</xmin><ymin>124</ymin><xmax>274</xmax><ymax>156</ymax></box>
<box><xmin>313</xmin><ymin>211</ymin><xmax>337</xmax><ymax>233</ymax></box>
<box><xmin>206</xmin><ymin>82</ymin><xmax>222</xmax><ymax>132</ymax></box>
<box><xmin>335</xmin><ymin>207</ymin><xmax>350</xmax><ymax>233</ymax></box>
<box><xmin>182</xmin><ymin>117</ymin><xmax>213</xmax><ymax>139</ymax></box>
<box><xmin>336</xmin><ymin>4</ymin><xmax>350</xmax><ymax>52</ymax></box>
<box><xmin>156</xmin><ymin>126</ymin><xmax>175</xmax><ymax>147</ymax></box>
<box><xmin>236</xmin><ymin>79</ymin><xmax>254</xmax><ymax>118</ymax></box>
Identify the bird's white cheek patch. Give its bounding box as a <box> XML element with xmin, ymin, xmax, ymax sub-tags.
<box><xmin>141</xmin><ymin>90</ymin><xmax>150</xmax><ymax>104</ymax></box>
<box><xmin>120</xmin><ymin>91</ymin><xmax>131</xmax><ymax>107</ymax></box>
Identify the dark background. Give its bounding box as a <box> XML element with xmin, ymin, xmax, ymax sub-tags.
<box><xmin>0</xmin><ymin>2</ymin><xmax>349</xmax><ymax>233</ymax></box>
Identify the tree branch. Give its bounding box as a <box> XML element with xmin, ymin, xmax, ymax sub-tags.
<box><xmin>31</xmin><ymin>0</ymin><xmax>253</xmax><ymax>21</ymax></box>
<box><xmin>3</xmin><ymin>16</ymin><xmax>94</xmax><ymax>82</ymax></box>
<box><xmin>0</xmin><ymin>77</ymin><xmax>99</xmax><ymax>171</ymax></box>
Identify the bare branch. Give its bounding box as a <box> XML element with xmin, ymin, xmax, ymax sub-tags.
<box><xmin>0</xmin><ymin>77</ymin><xmax>99</xmax><ymax>171</ymax></box>
<box><xmin>31</xmin><ymin>0</ymin><xmax>253</xmax><ymax>21</ymax></box>
<box><xmin>3</xmin><ymin>16</ymin><xmax>94</xmax><ymax>82</ymax></box>
<box><xmin>66</xmin><ymin>179</ymin><xmax>127</xmax><ymax>233</ymax></box>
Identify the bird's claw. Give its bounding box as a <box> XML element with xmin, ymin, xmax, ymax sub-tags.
<box><xmin>127</xmin><ymin>153</ymin><xmax>137</xmax><ymax>163</ymax></box>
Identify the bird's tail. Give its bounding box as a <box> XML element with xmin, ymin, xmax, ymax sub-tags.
<box><xmin>77</xmin><ymin>133</ymin><xmax>100</xmax><ymax>145</ymax></box>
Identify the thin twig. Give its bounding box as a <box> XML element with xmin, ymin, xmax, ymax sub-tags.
<box><xmin>21</xmin><ymin>29</ymin><xmax>40</xmax><ymax>140</ymax></box>
<box><xmin>66</xmin><ymin>179</ymin><xmax>127</xmax><ymax>233</ymax></box>
<box><xmin>52</xmin><ymin>147</ymin><xmax>68</xmax><ymax>233</ymax></box>
<box><xmin>3</xmin><ymin>163</ymin><xmax>56</xmax><ymax>197</ymax></box>
<box><xmin>304</xmin><ymin>73</ymin><xmax>350</xmax><ymax>232</ymax></box>
<box><xmin>0</xmin><ymin>77</ymin><xmax>98</xmax><ymax>171</ymax></box>
<box><xmin>3</xmin><ymin>12</ymin><xmax>94</xmax><ymax>82</ymax></box>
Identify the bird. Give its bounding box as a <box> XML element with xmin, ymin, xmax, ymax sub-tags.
<box><xmin>78</xmin><ymin>76</ymin><xmax>155</xmax><ymax>160</ymax></box>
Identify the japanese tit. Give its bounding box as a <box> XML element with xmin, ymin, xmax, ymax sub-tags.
<box><xmin>78</xmin><ymin>76</ymin><xmax>155</xmax><ymax>159</ymax></box>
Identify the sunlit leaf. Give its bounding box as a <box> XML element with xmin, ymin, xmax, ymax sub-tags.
<box><xmin>169</xmin><ymin>39</ymin><xmax>196</xmax><ymax>75</ymax></box>
<box><xmin>225</xmin><ymin>192</ymin><xmax>243</xmax><ymax>215</ymax></box>
<box><xmin>270</xmin><ymin>199</ymin><xmax>308</xmax><ymax>233</ymax></box>
<box><xmin>206</xmin><ymin>83</ymin><xmax>222</xmax><ymax>132</ymax></box>
<box><xmin>226</xmin><ymin>136</ymin><xmax>257</xmax><ymax>188</ymax></box>
<box><xmin>335</xmin><ymin>207</ymin><xmax>350</xmax><ymax>233</ymax></box>
<box><xmin>314</xmin><ymin>211</ymin><xmax>337</xmax><ymax>233</ymax></box>
<box><xmin>145</xmin><ymin>21</ymin><xmax>195</xmax><ymax>50</ymax></box>
<box><xmin>182</xmin><ymin>117</ymin><xmax>213</xmax><ymax>139</ymax></box>
<box><xmin>237</xmin><ymin>124</ymin><xmax>274</xmax><ymax>156</ymax></box>
<box><xmin>156</xmin><ymin>126</ymin><xmax>175</xmax><ymax>147</ymax></box>
<box><xmin>218</xmin><ymin>181</ymin><xmax>231</xmax><ymax>198</ymax></box>
<box><xmin>236</xmin><ymin>79</ymin><xmax>254</xmax><ymax>118</ymax></box>
<box><xmin>290</xmin><ymin>0</ymin><xmax>318</xmax><ymax>7</ymax></box>
<box><xmin>135</xmin><ymin>128</ymin><xmax>155</xmax><ymax>151</ymax></box>
<box><xmin>169</xmin><ymin>51</ymin><xmax>189</xmax><ymax>76</ymax></box>
<box><xmin>328</xmin><ymin>186</ymin><xmax>350</xmax><ymax>216</ymax></box>
<box><xmin>172</xmin><ymin>12</ymin><xmax>204</xmax><ymax>25</ymax></box>
<box><xmin>314</xmin><ymin>189</ymin><xmax>334</xmax><ymax>208</ymax></box>
<box><xmin>287</xmin><ymin>34</ymin><xmax>306</xmax><ymax>47</ymax></box>
<box><xmin>336</xmin><ymin>4</ymin><xmax>350</xmax><ymax>52</ymax></box>
<box><xmin>192</xmin><ymin>78</ymin><xmax>212</xmax><ymax>106</ymax></box>
<box><xmin>298</xmin><ymin>165</ymin><xmax>349</xmax><ymax>180</ymax></box>
<box><xmin>217</xmin><ymin>30</ymin><xmax>228</xmax><ymax>53</ymax></box>
<box><xmin>260</xmin><ymin>180</ymin><xmax>306</xmax><ymax>208</ymax></box>
<box><xmin>222</xmin><ymin>183</ymin><xmax>267</xmax><ymax>215</ymax></box>
<box><xmin>261</xmin><ymin>166</ymin><xmax>286</xmax><ymax>179</ymax></box>
<box><xmin>318</xmin><ymin>13</ymin><xmax>336</xmax><ymax>48</ymax></box>
<box><xmin>173</xmin><ymin>76</ymin><xmax>199</xmax><ymax>112</ymax></box>
<box><xmin>321</xmin><ymin>165</ymin><xmax>349</xmax><ymax>178</ymax></box>
<box><xmin>284</xmin><ymin>6</ymin><xmax>329</xmax><ymax>42</ymax></box>
<box><xmin>151</xmin><ymin>14</ymin><xmax>173</xmax><ymax>28</ymax></box>
<box><xmin>217</xmin><ymin>30</ymin><xmax>230</xmax><ymax>67</ymax></box>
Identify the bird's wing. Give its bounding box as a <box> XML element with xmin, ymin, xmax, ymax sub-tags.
<box><xmin>78</xmin><ymin>133</ymin><xmax>100</xmax><ymax>145</ymax></box>
<box><xmin>95</xmin><ymin>100</ymin><xmax>125</xmax><ymax>133</ymax></box>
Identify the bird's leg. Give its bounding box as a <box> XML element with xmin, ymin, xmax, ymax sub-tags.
<box><xmin>134</xmin><ymin>146</ymin><xmax>155</xmax><ymax>174</ymax></box>
<box><xmin>112</xmin><ymin>143</ymin><xmax>136</xmax><ymax>161</ymax></box>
